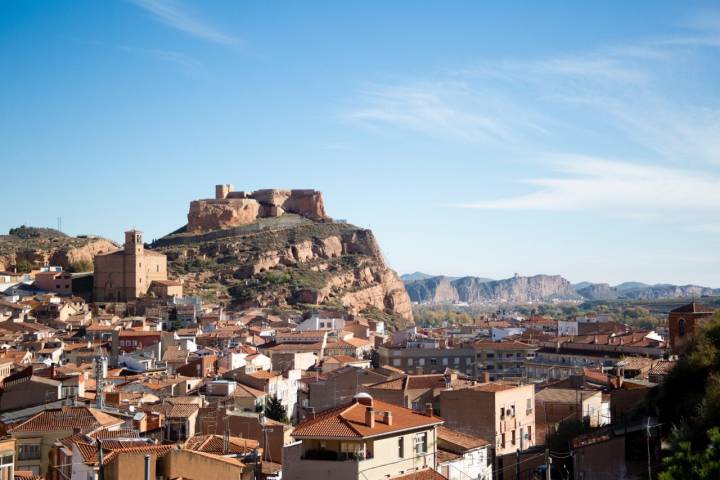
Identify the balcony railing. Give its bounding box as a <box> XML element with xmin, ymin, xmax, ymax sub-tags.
<box><xmin>301</xmin><ymin>449</ymin><xmax>373</xmax><ymax>461</ymax></box>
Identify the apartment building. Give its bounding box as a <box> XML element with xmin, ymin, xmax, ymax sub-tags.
<box><xmin>474</xmin><ymin>341</ymin><xmax>538</xmax><ymax>381</ymax></box>
<box><xmin>283</xmin><ymin>394</ymin><xmax>443</xmax><ymax>480</ymax></box>
<box><xmin>377</xmin><ymin>342</ymin><xmax>477</xmax><ymax>377</ymax></box>
<box><xmin>9</xmin><ymin>407</ymin><xmax>123</xmax><ymax>476</ymax></box>
<box><xmin>439</xmin><ymin>382</ymin><xmax>535</xmax><ymax>456</ymax></box>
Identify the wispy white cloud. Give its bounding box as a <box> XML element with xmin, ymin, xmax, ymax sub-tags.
<box><xmin>455</xmin><ymin>156</ymin><xmax>720</xmax><ymax>212</ymax></box>
<box><xmin>118</xmin><ymin>45</ymin><xmax>209</xmax><ymax>77</ymax></box>
<box><xmin>129</xmin><ymin>0</ymin><xmax>240</xmax><ymax>45</ymax></box>
<box><xmin>347</xmin><ymin>81</ymin><xmax>553</xmax><ymax>143</ymax></box>
<box><xmin>348</xmin><ymin>15</ymin><xmax>720</xmax><ymax>234</ymax></box>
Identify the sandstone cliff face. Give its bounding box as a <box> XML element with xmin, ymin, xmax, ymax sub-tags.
<box><xmin>155</xmin><ymin>220</ymin><xmax>413</xmax><ymax>328</ymax></box>
<box><xmin>406</xmin><ymin>274</ymin><xmax>580</xmax><ymax>304</ymax></box>
<box><xmin>187</xmin><ymin>189</ymin><xmax>327</xmax><ymax>232</ymax></box>
<box><xmin>0</xmin><ymin>227</ymin><xmax>117</xmax><ymax>271</ymax></box>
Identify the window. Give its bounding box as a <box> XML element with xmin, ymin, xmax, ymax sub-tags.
<box><xmin>442</xmin><ymin>358</ymin><xmax>448</xmax><ymax>366</ymax></box>
<box><xmin>511</xmin><ymin>430</ymin><xmax>516</xmax><ymax>445</ymax></box>
<box><xmin>393</xmin><ymin>359</ymin><xmax>401</xmax><ymax>367</ymax></box>
<box><xmin>398</xmin><ymin>437</ymin><xmax>404</xmax><ymax>458</ymax></box>
<box><xmin>430</xmin><ymin>358</ymin><xmax>437</xmax><ymax>366</ymax></box>
<box><xmin>526</xmin><ymin>398</ymin><xmax>532</xmax><ymax>413</ymax></box>
<box><xmin>418</xmin><ymin>358</ymin><xmax>425</xmax><ymax>366</ymax></box>
<box><xmin>454</xmin><ymin>357</ymin><xmax>460</xmax><ymax>365</ymax></box>
<box><xmin>501</xmin><ymin>433</ymin><xmax>505</xmax><ymax>449</ymax></box>
<box><xmin>678</xmin><ymin>318</ymin><xmax>686</xmax><ymax>337</ymax></box>
<box><xmin>486</xmin><ymin>353</ymin><xmax>495</xmax><ymax>358</ymax></box>
<box><xmin>407</xmin><ymin>358</ymin><xmax>414</xmax><ymax>366</ymax></box>
<box><xmin>528</xmin><ymin>426</ymin><xmax>532</xmax><ymax>441</ymax></box>
<box><xmin>414</xmin><ymin>432</ymin><xmax>427</xmax><ymax>455</ymax></box>
<box><xmin>465</xmin><ymin>357</ymin><xmax>472</xmax><ymax>364</ymax></box>
<box><xmin>18</xmin><ymin>444</ymin><xmax>40</xmax><ymax>461</ymax></box>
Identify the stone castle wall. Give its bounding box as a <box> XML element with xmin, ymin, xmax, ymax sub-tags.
<box><xmin>187</xmin><ymin>186</ymin><xmax>328</xmax><ymax>232</ymax></box>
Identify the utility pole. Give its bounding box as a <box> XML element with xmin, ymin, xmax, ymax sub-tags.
<box><xmin>646</xmin><ymin>417</ymin><xmax>652</xmax><ymax>480</ymax></box>
<box><xmin>545</xmin><ymin>448</ymin><xmax>552</xmax><ymax>480</ymax></box>
<box><xmin>516</xmin><ymin>449</ymin><xmax>520</xmax><ymax>480</ymax></box>
<box><xmin>144</xmin><ymin>454</ymin><xmax>151</xmax><ymax>480</ymax></box>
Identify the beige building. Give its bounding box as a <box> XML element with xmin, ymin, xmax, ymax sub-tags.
<box><xmin>439</xmin><ymin>382</ymin><xmax>535</xmax><ymax>456</ymax></box>
<box><xmin>9</xmin><ymin>407</ymin><xmax>123</xmax><ymax>476</ymax></box>
<box><xmin>0</xmin><ymin>438</ymin><xmax>14</xmax><ymax>480</ymax></box>
<box><xmin>283</xmin><ymin>394</ymin><xmax>443</xmax><ymax>480</ymax></box>
<box><xmin>94</xmin><ymin>230</ymin><xmax>177</xmax><ymax>302</ymax></box>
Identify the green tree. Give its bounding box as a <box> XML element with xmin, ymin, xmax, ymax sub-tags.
<box><xmin>68</xmin><ymin>259</ymin><xmax>93</xmax><ymax>272</ymax></box>
<box><xmin>660</xmin><ymin>427</ymin><xmax>720</xmax><ymax>480</ymax></box>
<box><xmin>656</xmin><ymin>312</ymin><xmax>720</xmax><ymax>450</ymax></box>
<box><xmin>264</xmin><ymin>394</ymin><xmax>288</xmax><ymax>423</ymax></box>
<box><xmin>14</xmin><ymin>259</ymin><xmax>33</xmax><ymax>273</ymax></box>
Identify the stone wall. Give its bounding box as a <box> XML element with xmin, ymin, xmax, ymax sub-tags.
<box><xmin>187</xmin><ymin>187</ymin><xmax>328</xmax><ymax>232</ymax></box>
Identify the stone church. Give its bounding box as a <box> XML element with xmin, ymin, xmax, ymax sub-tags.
<box><xmin>93</xmin><ymin>230</ymin><xmax>179</xmax><ymax>302</ymax></box>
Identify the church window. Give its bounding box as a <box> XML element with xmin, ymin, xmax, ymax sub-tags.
<box><xmin>678</xmin><ymin>319</ymin><xmax>686</xmax><ymax>337</ymax></box>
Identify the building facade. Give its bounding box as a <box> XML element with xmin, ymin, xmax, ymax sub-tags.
<box><xmin>93</xmin><ymin>230</ymin><xmax>170</xmax><ymax>302</ymax></box>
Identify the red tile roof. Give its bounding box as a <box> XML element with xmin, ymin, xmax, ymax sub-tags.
<box><xmin>437</xmin><ymin>425</ymin><xmax>489</xmax><ymax>451</ymax></box>
<box><xmin>390</xmin><ymin>467</ymin><xmax>448</xmax><ymax>479</ymax></box>
<box><xmin>10</xmin><ymin>407</ymin><xmax>123</xmax><ymax>433</ymax></box>
<box><xmin>292</xmin><ymin>397</ymin><xmax>442</xmax><ymax>439</ymax></box>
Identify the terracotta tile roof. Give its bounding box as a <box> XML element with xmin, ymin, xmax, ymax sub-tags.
<box><xmin>10</xmin><ymin>407</ymin><xmax>123</xmax><ymax>433</ymax></box>
<box><xmin>324</xmin><ymin>355</ymin><xmax>366</xmax><ymax>364</ymax></box>
<box><xmin>292</xmin><ymin>398</ymin><xmax>442</xmax><ymax>439</ymax></box>
<box><xmin>246</xmin><ymin>370</ymin><xmax>279</xmax><ymax>379</ymax></box>
<box><xmin>390</xmin><ymin>467</ymin><xmax>448</xmax><ymax>479</ymax></box>
<box><xmin>14</xmin><ymin>471</ymin><xmax>44</xmax><ymax>480</ymax></box>
<box><xmin>437</xmin><ymin>426</ymin><xmax>489</xmax><ymax>452</ymax></box>
<box><xmin>536</xmin><ymin>388</ymin><xmax>600</xmax><ymax>404</ymax></box>
<box><xmin>165</xmin><ymin>404</ymin><xmax>199</xmax><ymax>418</ymax></box>
<box><xmin>649</xmin><ymin>360</ymin><xmax>675</xmax><ymax>376</ymax></box>
<box><xmin>184</xmin><ymin>434</ymin><xmax>258</xmax><ymax>455</ymax></box>
<box><xmin>233</xmin><ymin>383</ymin><xmax>266</xmax><ymax>399</ymax></box>
<box><xmin>436</xmin><ymin>449</ymin><xmax>462</xmax><ymax>464</ymax></box>
<box><xmin>101</xmin><ymin>444</ymin><xmax>175</xmax><ymax>465</ymax></box>
<box><xmin>582</xmin><ymin>368</ymin><xmax>610</xmax><ymax>384</ymax></box>
<box><xmin>469</xmin><ymin>382</ymin><xmax>519</xmax><ymax>393</ymax></box>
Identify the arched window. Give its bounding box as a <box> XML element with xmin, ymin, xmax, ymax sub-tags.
<box><xmin>678</xmin><ymin>318</ymin><xmax>686</xmax><ymax>337</ymax></box>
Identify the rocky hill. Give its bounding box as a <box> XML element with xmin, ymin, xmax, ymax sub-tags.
<box><xmin>407</xmin><ymin>271</ymin><xmax>719</xmax><ymax>304</ymax></box>
<box><xmin>153</xmin><ymin>187</ymin><xmax>413</xmax><ymax>328</ymax></box>
<box><xmin>578</xmin><ymin>282</ymin><xmax>718</xmax><ymax>301</ymax></box>
<box><xmin>0</xmin><ymin>226</ymin><xmax>117</xmax><ymax>272</ymax></box>
<box><xmin>405</xmin><ymin>274</ymin><xmax>579</xmax><ymax>304</ymax></box>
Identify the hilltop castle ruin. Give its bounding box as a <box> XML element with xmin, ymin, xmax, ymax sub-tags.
<box><xmin>186</xmin><ymin>185</ymin><xmax>328</xmax><ymax>232</ymax></box>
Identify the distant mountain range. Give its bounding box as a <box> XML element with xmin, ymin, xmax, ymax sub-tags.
<box><xmin>403</xmin><ymin>272</ymin><xmax>719</xmax><ymax>304</ymax></box>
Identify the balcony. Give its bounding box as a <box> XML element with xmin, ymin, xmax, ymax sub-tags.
<box><xmin>301</xmin><ymin>449</ymin><xmax>374</xmax><ymax>461</ymax></box>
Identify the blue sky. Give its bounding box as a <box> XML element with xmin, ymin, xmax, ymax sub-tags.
<box><xmin>1</xmin><ymin>1</ymin><xmax>719</xmax><ymax>287</ymax></box>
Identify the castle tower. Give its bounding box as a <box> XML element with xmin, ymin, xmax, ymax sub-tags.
<box><xmin>124</xmin><ymin>230</ymin><xmax>144</xmax><ymax>255</ymax></box>
<box><xmin>215</xmin><ymin>184</ymin><xmax>234</xmax><ymax>199</ymax></box>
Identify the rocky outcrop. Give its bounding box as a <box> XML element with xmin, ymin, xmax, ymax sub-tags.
<box><xmin>0</xmin><ymin>227</ymin><xmax>117</xmax><ymax>271</ymax></box>
<box><xmin>406</xmin><ymin>272</ymin><xmax>720</xmax><ymax>304</ymax></box>
<box><xmin>155</xmin><ymin>218</ymin><xmax>413</xmax><ymax>327</ymax></box>
<box><xmin>577</xmin><ymin>282</ymin><xmax>718</xmax><ymax>300</ymax></box>
<box><xmin>187</xmin><ymin>187</ymin><xmax>328</xmax><ymax>232</ymax></box>
<box><xmin>406</xmin><ymin>274</ymin><xmax>580</xmax><ymax>304</ymax></box>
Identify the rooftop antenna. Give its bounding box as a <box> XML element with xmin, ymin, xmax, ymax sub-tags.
<box><xmin>57</xmin><ymin>216</ymin><xmax>62</xmax><ymax>233</ymax></box>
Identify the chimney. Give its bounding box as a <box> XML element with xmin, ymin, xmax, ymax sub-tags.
<box><xmin>482</xmin><ymin>371</ymin><xmax>490</xmax><ymax>384</ymax></box>
<box><xmin>365</xmin><ymin>406</ymin><xmax>375</xmax><ymax>428</ymax></box>
<box><xmin>383</xmin><ymin>411</ymin><xmax>393</xmax><ymax>426</ymax></box>
<box><xmin>425</xmin><ymin>403</ymin><xmax>433</xmax><ymax>417</ymax></box>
